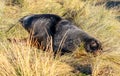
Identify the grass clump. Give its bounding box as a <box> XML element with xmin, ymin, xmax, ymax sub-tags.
<box><xmin>0</xmin><ymin>41</ymin><xmax>73</xmax><ymax>76</ymax></box>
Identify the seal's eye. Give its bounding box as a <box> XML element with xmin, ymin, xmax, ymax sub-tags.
<box><xmin>90</xmin><ymin>41</ymin><xmax>97</xmax><ymax>47</ymax></box>
<box><xmin>89</xmin><ymin>40</ymin><xmax>99</xmax><ymax>51</ymax></box>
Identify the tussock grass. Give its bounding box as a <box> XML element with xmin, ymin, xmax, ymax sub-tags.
<box><xmin>0</xmin><ymin>0</ymin><xmax>120</xmax><ymax>76</ymax></box>
<box><xmin>0</xmin><ymin>41</ymin><xmax>73</xmax><ymax>76</ymax></box>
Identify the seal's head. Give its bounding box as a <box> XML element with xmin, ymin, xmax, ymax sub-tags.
<box><xmin>84</xmin><ymin>38</ymin><xmax>102</xmax><ymax>56</ymax></box>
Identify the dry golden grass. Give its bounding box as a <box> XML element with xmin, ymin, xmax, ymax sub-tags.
<box><xmin>0</xmin><ymin>41</ymin><xmax>73</xmax><ymax>76</ymax></box>
<box><xmin>0</xmin><ymin>0</ymin><xmax>120</xmax><ymax>76</ymax></box>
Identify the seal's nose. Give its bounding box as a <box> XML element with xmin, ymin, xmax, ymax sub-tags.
<box><xmin>93</xmin><ymin>49</ymin><xmax>102</xmax><ymax>57</ymax></box>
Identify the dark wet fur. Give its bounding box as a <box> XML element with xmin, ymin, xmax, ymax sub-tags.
<box><xmin>19</xmin><ymin>14</ymin><xmax>102</xmax><ymax>55</ymax></box>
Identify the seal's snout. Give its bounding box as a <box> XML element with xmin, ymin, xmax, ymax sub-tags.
<box><xmin>85</xmin><ymin>38</ymin><xmax>103</xmax><ymax>56</ymax></box>
<box><xmin>90</xmin><ymin>40</ymin><xmax>103</xmax><ymax>56</ymax></box>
